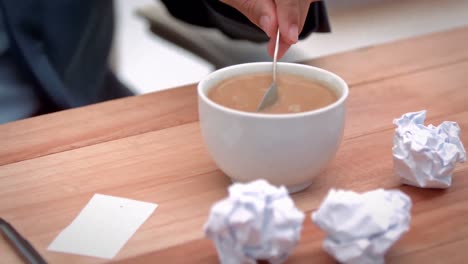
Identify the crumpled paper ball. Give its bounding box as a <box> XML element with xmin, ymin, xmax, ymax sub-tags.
<box><xmin>312</xmin><ymin>189</ymin><xmax>412</xmax><ymax>264</ymax></box>
<box><xmin>393</xmin><ymin>110</ymin><xmax>466</xmax><ymax>188</ymax></box>
<box><xmin>204</xmin><ymin>179</ymin><xmax>305</xmax><ymax>264</ymax></box>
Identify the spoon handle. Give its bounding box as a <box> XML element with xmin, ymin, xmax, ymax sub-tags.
<box><xmin>273</xmin><ymin>29</ymin><xmax>280</xmax><ymax>82</ymax></box>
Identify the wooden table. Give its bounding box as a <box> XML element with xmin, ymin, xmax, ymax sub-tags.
<box><xmin>1</xmin><ymin>27</ymin><xmax>468</xmax><ymax>264</ymax></box>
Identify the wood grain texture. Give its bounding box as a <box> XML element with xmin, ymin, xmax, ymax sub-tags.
<box><xmin>0</xmin><ymin>85</ymin><xmax>198</xmax><ymax>166</ymax></box>
<box><xmin>305</xmin><ymin>26</ymin><xmax>468</xmax><ymax>86</ymax></box>
<box><xmin>0</xmin><ymin>28</ymin><xmax>467</xmax><ymax>263</ymax></box>
<box><xmin>1</xmin><ymin>27</ymin><xmax>468</xmax><ymax>166</ymax></box>
<box><xmin>0</xmin><ymin>111</ymin><xmax>466</xmax><ymax>263</ymax></box>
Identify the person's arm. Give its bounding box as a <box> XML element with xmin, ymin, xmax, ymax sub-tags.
<box><xmin>160</xmin><ymin>0</ymin><xmax>330</xmax><ymax>58</ymax></box>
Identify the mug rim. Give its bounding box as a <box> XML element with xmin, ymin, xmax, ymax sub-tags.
<box><xmin>198</xmin><ymin>62</ymin><xmax>349</xmax><ymax>119</ymax></box>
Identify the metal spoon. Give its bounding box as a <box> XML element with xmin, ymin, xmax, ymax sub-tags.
<box><xmin>257</xmin><ymin>29</ymin><xmax>280</xmax><ymax>112</ymax></box>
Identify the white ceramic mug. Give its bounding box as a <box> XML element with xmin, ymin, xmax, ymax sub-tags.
<box><xmin>198</xmin><ymin>62</ymin><xmax>349</xmax><ymax>193</ymax></box>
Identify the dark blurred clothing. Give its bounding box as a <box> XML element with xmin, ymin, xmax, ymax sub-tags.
<box><xmin>0</xmin><ymin>0</ymin><xmax>131</xmax><ymax>123</ymax></box>
<box><xmin>0</xmin><ymin>0</ymin><xmax>329</xmax><ymax>124</ymax></box>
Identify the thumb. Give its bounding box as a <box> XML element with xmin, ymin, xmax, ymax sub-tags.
<box><xmin>221</xmin><ymin>0</ymin><xmax>277</xmax><ymax>38</ymax></box>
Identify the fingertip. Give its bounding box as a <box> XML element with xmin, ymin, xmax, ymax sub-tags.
<box><xmin>276</xmin><ymin>42</ymin><xmax>290</xmax><ymax>60</ymax></box>
<box><xmin>275</xmin><ymin>0</ymin><xmax>301</xmax><ymax>44</ymax></box>
<box><xmin>278</xmin><ymin>25</ymin><xmax>297</xmax><ymax>45</ymax></box>
<box><xmin>288</xmin><ymin>24</ymin><xmax>299</xmax><ymax>43</ymax></box>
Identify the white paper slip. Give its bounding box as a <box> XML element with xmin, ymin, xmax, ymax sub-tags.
<box><xmin>48</xmin><ymin>194</ymin><xmax>158</xmax><ymax>259</ymax></box>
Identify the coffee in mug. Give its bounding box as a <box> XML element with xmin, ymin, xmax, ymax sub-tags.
<box><xmin>208</xmin><ymin>73</ymin><xmax>337</xmax><ymax>114</ymax></box>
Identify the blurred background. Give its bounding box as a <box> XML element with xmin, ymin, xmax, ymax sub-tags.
<box><xmin>114</xmin><ymin>0</ymin><xmax>468</xmax><ymax>94</ymax></box>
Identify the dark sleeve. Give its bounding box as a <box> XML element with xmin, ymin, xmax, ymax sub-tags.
<box><xmin>159</xmin><ymin>0</ymin><xmax>331</xmax><ymax>43</ymax></box>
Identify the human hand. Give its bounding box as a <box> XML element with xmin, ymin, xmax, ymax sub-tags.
<box><xmin>221</xmin><ymin>0</ymin><xmax>316</xmax><ymax>58</ymax></box>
